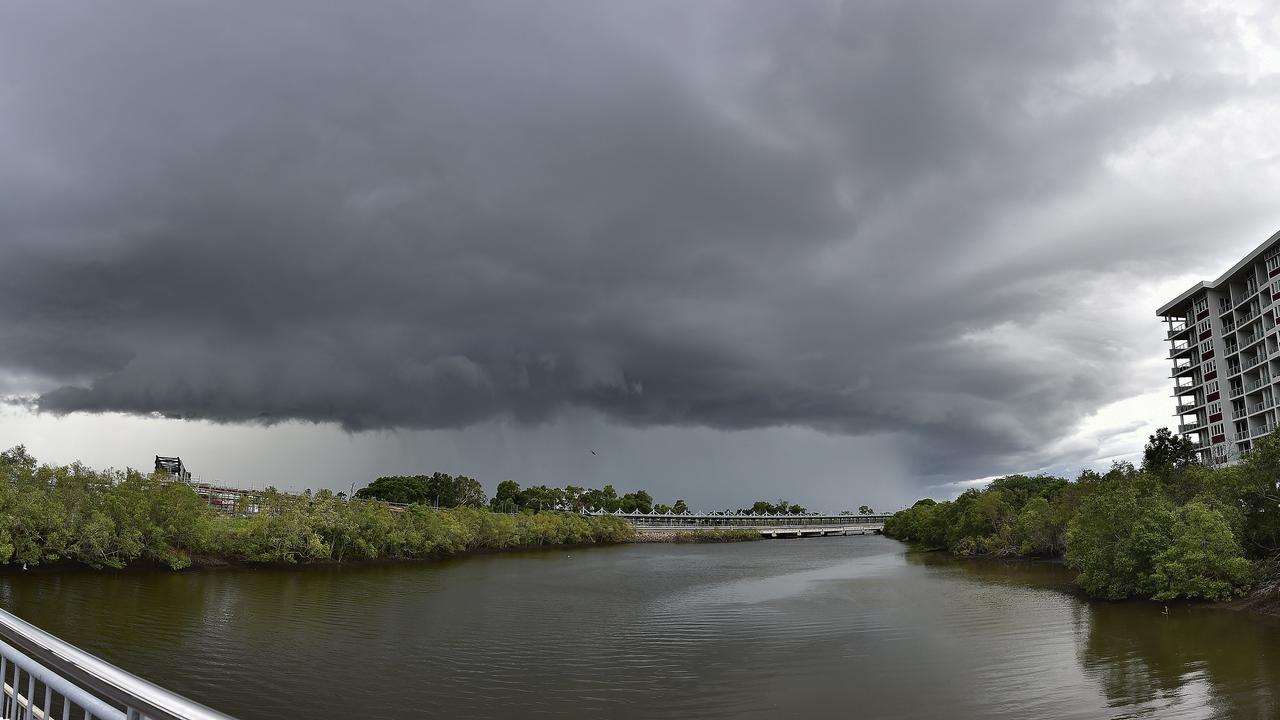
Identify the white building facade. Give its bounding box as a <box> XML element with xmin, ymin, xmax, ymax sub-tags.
<box><xmin>1158</xmin><ymin>230</ymin><xmax>1280</xmax><ymax>466</ymax></box>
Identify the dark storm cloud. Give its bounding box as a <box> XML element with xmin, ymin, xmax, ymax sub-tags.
<box><xmin>1</xmin><ymin>1</ymin><xmax>1274</xmax><ymax>482</ymax></box>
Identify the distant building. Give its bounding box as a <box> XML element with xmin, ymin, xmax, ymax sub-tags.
<box><xmin>154</xmin><ymin>456</ymin><xmax>191</xmax><ymax>483</ymax></box>
<box><xmin>1157</xmin><ymin>230</ymin><xmax>1280</xmax><ymax>466</ymax></box>
<box><xmin>154</xmin><ymin>454</ymin><xmax>259</xmax><ymax>514</ymax></box>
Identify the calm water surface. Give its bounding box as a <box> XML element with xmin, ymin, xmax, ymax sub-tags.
<box><xmin>0</xmin><ymin>536</ymin><xmax>1277</xmax><ymax>719</ymax></box>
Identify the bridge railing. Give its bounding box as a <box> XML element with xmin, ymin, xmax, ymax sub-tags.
<box><xmin>0</xmin><ymin>609</ymin><xmax>236</xmax><ymax>720</ymax></box>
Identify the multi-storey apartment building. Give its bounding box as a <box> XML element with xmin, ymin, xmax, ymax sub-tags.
<box><xmin>1158</xmin><ymin>230</ymin><xmax>1280</xmax><ymax>467</ymax></box>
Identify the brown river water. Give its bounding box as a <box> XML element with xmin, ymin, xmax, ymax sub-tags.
<box><xmin>0</xmin><ymin>535</ymin><xmax>1277</xmax><ymax>719</ymax></box>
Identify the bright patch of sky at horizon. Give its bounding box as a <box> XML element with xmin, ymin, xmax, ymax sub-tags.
<box><xmin>2</xmin><ymin>0</ymin><xmax>1280</xmax><ymax>511</ymax></box>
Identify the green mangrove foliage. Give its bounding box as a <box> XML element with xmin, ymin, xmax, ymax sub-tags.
<box><xmin>0</xmin><ymin>447</ymin><xmax>635</xmax><ymax>570</ymax></box>
<box><xmin>884</xmin><ymin>428</ymin><xmax>1275</xmax><ymax>602</ymax></box>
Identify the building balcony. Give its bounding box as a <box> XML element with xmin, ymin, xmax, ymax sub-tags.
<box><xmin>1167</xmin><ymin>323</ymin><xmax>1191</xmax><ymax>339</ymax></box>
<box><xmin>1176</xmin><ymin>402</ymin><xmax>1200</xmax><ymax>414</ymax></box>
<box><xmin>1171</xmin><ymin>362</ymin><xmax>1196</xmax><ymax>376</ymax></box>
<box><xmin>1169</xmin><ymin>343</ymin><xmax>1195</xmax><ymax>358</ymax></box>
<box><xmin>1178</xmin><ymin>422</ymin><xmax>1204</xmax><ymax>433</ymax></box>
<box><xmin>1247</xmin><ymin>376</ymin><xmax>1272</xmax><ymax>392</ymax></box>
<box><xmin>1252</xmin><ymin>424</ymin><xmax>1273</xmax><ymax>438</ymax></box>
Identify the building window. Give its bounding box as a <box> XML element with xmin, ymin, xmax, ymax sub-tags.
<box><xmin>1207</xmin><ymin>381</ymin><xmax>1220</xmax><ymax>394</ymax></box>
<box><xmin>1211</xmin><ymin>422</ymin><xmax>1225</xmax><ymax>436</ymax></box>
<box><xmin>1198</xmin><ymin>320</ymin><xmax>1211</xmax><ymax>334</ymax></box>
<box><xmin>1204</xmin><ymin>359</ymin><xmax>1217</xmax><ymax>373</ymax></box>
<box><xmin>1201</xmin><ymin>340</ymin><xmax>1214</xmax><ymax>355</ymax></box>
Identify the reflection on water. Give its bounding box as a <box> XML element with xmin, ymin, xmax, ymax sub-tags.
<box><xmin>0</xmin><ymin>537</ymin><xmax>1277</xmax><ymax>719</ymax></box>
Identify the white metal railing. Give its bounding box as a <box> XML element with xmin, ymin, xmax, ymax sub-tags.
<box><xmin>0</xmin><ymin>609</ymin><xmax>236</xmax><ymax>720</ymax></box>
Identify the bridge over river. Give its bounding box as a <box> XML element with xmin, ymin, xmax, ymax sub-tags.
<box><xmin>587</xmin><ymin>510</ymin><xmax>891</xmax><ymax>538</ymax></box>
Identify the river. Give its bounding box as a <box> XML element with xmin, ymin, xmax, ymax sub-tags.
<box><xmin>0</xmin><ymin>536</ymin><xmax>1277</xmax><ymax>719</ymax></box>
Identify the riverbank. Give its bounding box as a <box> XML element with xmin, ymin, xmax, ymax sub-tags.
<box><xmin>884</xmin><ymin>431</ymin><xmax>1280</xmax><ymax>603</ymax></box>
<box><xmin>629</xmin><ymin>529</ymin><xmax>763</xmax><ymax>543</ymax></box>
<box><xmin>0</xmin><ymin>454</ymin><xmax>639</xmax><ymax>571</ymax></box>
<box><xmin>1227</xmin><ymin>561</ymin><xmax>1280</xmax><ymax>617</ymax></box>
<box><xmin>897</xmin><ymin>541</ymin><xmax>1280</xmax><ymax>619</ymax></box>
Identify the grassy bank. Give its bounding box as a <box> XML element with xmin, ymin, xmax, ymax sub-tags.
<box><xmin>671</xmin><ymin>528</ymin><xmax>762</xmax><ymax>543</ymax></box>
<box><xmin>0</xmin><ymin>448</ymin><xmax>635</xmax><ymax>570</ymax></box>
<box><xmin>884</xmin><ymin>428</ymin><xmax>1280</xmax><ymax>603</ymax></box>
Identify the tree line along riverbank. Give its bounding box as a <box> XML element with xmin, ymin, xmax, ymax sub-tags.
<box><xmin>0</xmin><ymin>446</ymin><xmax>641</xmax><ymax>570</ymax></box>
<box><xmin>0</xmin><ymin>446</ymin><xmax>781</xmax><ymax>571</ymax></box>
<box><xmin>355</xmin><ymin>472</ymin><xmax>815</xmax><ymax>516</ymax></box>
<box><xmin>885</xmin><ymin>428</ymin><xmax>1280</xmax><ymax>603</ymax></box>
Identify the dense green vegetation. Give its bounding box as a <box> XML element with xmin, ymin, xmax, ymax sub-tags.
<box><xmin>672</xmin><ymin>528</ymin><xmax>762</xmax><ymax>543</ymax></box>
<box><xmin>354</xmin><ymin>473</ymin><xmax>486</xmax><ymax>507</ymax></box>
<box><xmin>357</xmin><ymin>477</ymin><xmax>815</xmax><ymax>518</ymax></box>
<box><xmin>489</xmin><ymin>480</ymin><xmax>659</xmax><ymax>514</ymax></box>
<box><xmin>884</xmin><ymin>428</ymin><xmax>1279</xmax><ymax>601</ymax></box>
<box><xmin>0</xmin><ymin>447</ymin><xmax>634</xmax><ymax>571</ymax></box>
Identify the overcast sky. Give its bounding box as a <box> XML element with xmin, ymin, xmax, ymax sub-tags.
<box><xmin>2</xmin><ymin>1</ymin><xmax>1279</xmax><ymax>511</ymax></box>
